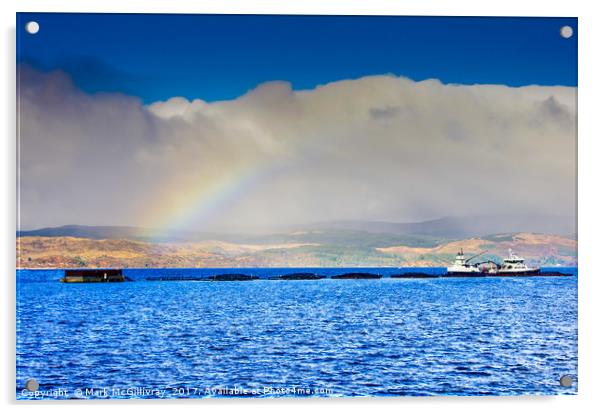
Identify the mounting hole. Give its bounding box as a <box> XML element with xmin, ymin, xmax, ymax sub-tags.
<box><xmin>25</xmin><ymin>378</ymin><xmax>39</xmax><ymax>391</ymax></box>
<box><xmin>25</xmin><ymin>21</ymin><xmax>40</xmax><ymax>35</ymax></box>
<box><xmin>559</xmin><ymin>374</ymin><xmax>573</xmax><ymax>387</ymax></box>
<box><xmin>560</xmin><ymin>26</ymin><xmax>573</xmax><ymax>39</ymax></box>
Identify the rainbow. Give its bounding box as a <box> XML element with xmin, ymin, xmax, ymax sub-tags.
<box><xmin>143</xmin><ymin>159</ymin><xmax>285</xmax><ymax>237</ymax></box>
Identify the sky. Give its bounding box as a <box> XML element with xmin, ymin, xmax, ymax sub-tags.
<box><xmin>16</xmin><ymin>14</ymin><xmax>577</xmax><ymax>232</ymax></box>
<box><xmin>17</xmin><ymin>14</ymin><xmax>577</xmax><ymax>102</ymax></box>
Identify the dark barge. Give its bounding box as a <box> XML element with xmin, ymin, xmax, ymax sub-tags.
<box><xmin>277</xmin><ymin>273</ymin><xmax>326</xmax><ymax>280</ymax></box>
<box><xmin>61</xmin><ymin>269</ymin><xmax>125</xmax><ymax>283</ymax></box>
<box><xmin>208</xmin><ymin>274</ymin><xmax>259</xmax><ymax>281</ymax></box>
<box><xmin>147</xmin><ymin>273</ymin><xmax>260</xmax><ymax>281</ymax></box>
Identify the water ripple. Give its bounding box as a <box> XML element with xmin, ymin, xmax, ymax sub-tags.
<box><xmin>17</xmin><ymin>270</ymin><xmax>577</xmax><ymax>398</ymax></box>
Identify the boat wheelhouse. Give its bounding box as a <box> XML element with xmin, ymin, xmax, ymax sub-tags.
<box><xmin>446</xmin><ymin>249</ymin><xmax>481</xmax><ymax>276</ymax></box>
<box><xmin>495</xmin><ymin>249</ymin><xmax>541</xmax><ymax>276</ymax></box>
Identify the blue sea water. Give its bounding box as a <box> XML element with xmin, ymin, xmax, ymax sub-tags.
<box><xmin>16</xmin><ymin>268</ymin><xmax>577</xmax><ymax>399</ymax></box>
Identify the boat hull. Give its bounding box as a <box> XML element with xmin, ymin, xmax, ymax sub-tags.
<box><xmin>491</xmin><ymin>269</ymin><xmax>541</xmax><ymax>276</ymax></box>
<box><xmin>445</xmin><ymin>271</ymin><xmax>485</xmax><ymax>277</ymax></box>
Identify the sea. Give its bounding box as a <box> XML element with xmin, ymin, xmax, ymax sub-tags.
<box><xmin>16</xmin><ymin>267</ymin><xmax>578</xmax><ymax>399</ymax></box>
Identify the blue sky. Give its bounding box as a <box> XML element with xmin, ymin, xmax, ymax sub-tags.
<box><xmin>17</xmin><ymin>14</ymin><xmax>577</xmax><ymax>103</ymax></box>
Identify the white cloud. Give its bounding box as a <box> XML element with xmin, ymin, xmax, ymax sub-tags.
<box><xmin>18</xmin><ymin>66</ymin><xmax>576</xmax><ymax>232</ymax></box>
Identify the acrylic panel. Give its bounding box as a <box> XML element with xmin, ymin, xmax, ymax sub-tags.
<box><xmin>16</xmin><ymin>13</ymin><xmax>578</xmax><ymax>399</ymax></box>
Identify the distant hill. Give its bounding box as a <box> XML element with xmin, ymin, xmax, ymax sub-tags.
<box><xmin>16</xmin><ymin>232</ymin><xmax>577</xmax><ymax>269</ymax></box>
<box><xmin>17</xmin><ymin>214</ymin><xmax>575</xmax><ymax>243</ymax></box>
<box><xmin>17</xmin><ymin>225</ymin><xmax>202</xmax><ymax>243</ymax></box>
<box><xmin>18</xmin><ymin>225</ymin><xmax>148</xmax><ymax>240</ymax></box>
<box><xmin>306</xmin><ymin>214</ymin><xmax>576</xmax><ymax>239</ymax></box>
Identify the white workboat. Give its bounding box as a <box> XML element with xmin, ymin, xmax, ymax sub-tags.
<box><xmin>488</xmin><ymin>249</ymin><xmax>541</xmax><ymax>276</ymax></box>
<box><xmin>446</xmin><ymin>249</ymin><xmax>482</xmax><ymax>276</ymax></box>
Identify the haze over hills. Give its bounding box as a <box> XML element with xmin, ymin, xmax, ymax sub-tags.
<box><xmin>304</xmin><ymin>214</ymin><xmax>576</xmax><ymax>239</ymax></box>
<box><xmin>18</xmin><ymin>214</ymin><xmax>575</xmax><ymax>242</ymax></box>
<box><xmin>17</xmin><ymin>215</ymin><xmax>577</xmax><ymax>269</ymax></box>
